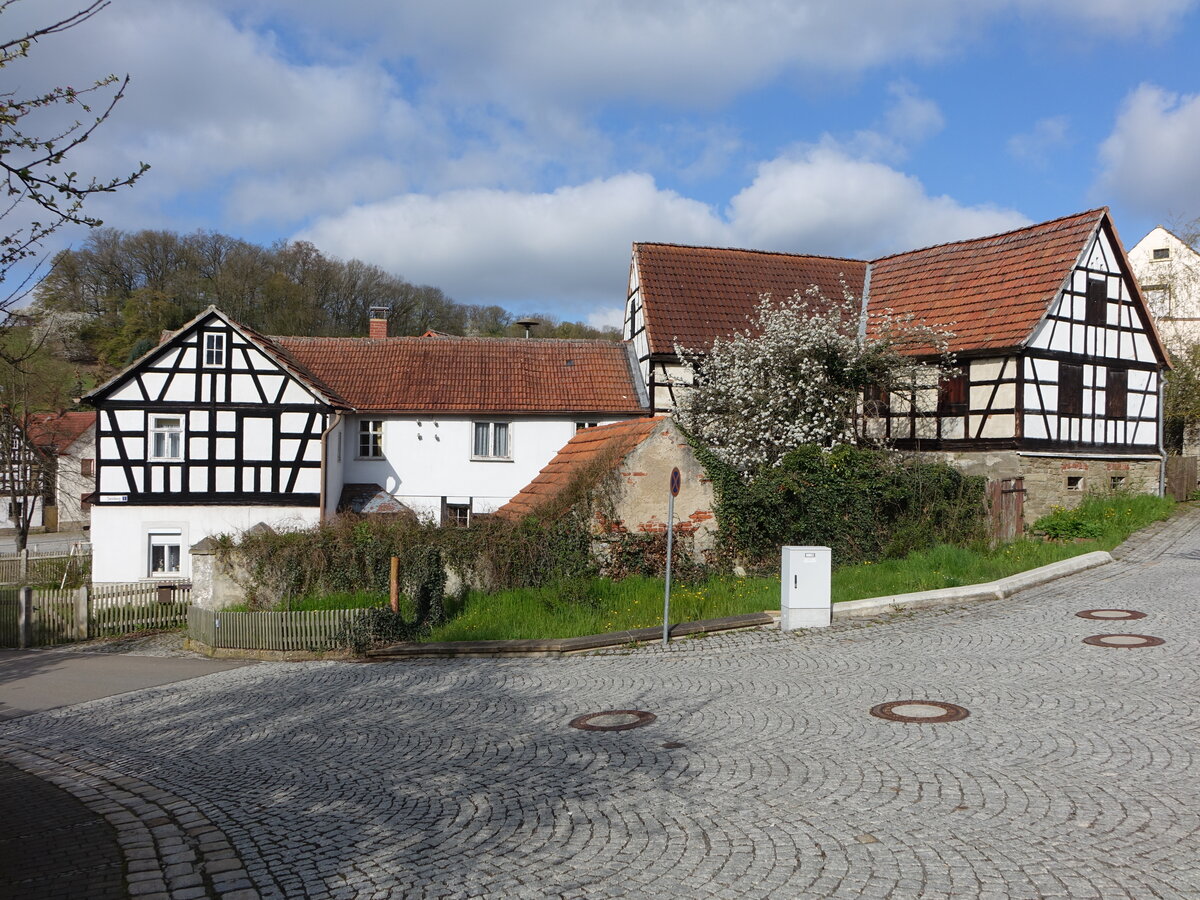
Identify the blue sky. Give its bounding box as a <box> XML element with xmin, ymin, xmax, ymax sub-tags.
<box><xmin>11</xmin><ymin>0</ymin><xmax>1200</xmax><ymax>328</ymax></box>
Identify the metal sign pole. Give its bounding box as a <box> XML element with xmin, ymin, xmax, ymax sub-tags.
<box><xmin>663</xmin><ymin>467</ymin><xmax>680</xmax><ymax>647</ymax></box>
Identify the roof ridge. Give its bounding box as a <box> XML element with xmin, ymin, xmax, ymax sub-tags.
<box><xmin>871</xmin><ymin>207</ymin><xmax>1108</xmax><ymax>263</ymax></box>
<box><xmin>272</xmin><ymin>334</ymin><xmax>626</xmax><ymax>347</ymax></box>
<box><xmin>635</xmin><ymin>241</ymin><xmax>866</xmax><ymax>265</ymax></box>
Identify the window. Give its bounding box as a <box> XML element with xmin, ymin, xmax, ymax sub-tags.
<box><xmin>473</xmin><ymin>422</ymin><xmax>510</xmax><ymax>459</ymax></box>
<box><xmin>1110</xmin><ymin>475</ymin><xmax>1127</xmax><ymax>490</ymax></box>
<box><xmin>148</xmin><ymin>532</ymin><xmax>181</xmax><ymax>577</ymax></box>
<box><xmin>1058</xmin><ymin>364</ymin><xmax>1083</xmax><ymax>417</ymax></box>
<box><xmin>1066</xmin><ymin>475</ymin><xmax>1085</xmax><ymax>491</ymax></box>
<box><xmin>1085</xmin><ymin>278</ymin><xmax>1107</xmax><ymax>325</ymax></box>
<box><xmin>864</xmin><ymin>382</ymin><xmax>890</xmax><ymax>413</ymax></box>
<box><xmin>8</xmin><ymin>500</ymin><xmax>23</xmax><ymax>521</ymax></box>
<box><xmin>1106</xmin><ymin>368</ymin><xmax>1128</xmax><ymax>419</ymax></box>
<box><xmin>1152</xmin><ymin>247</ymin><xmax>1170</xmax><ymax>260</ymax></box>
<box><xmin>575</xmin><ymin>422</ymin><xmax>599</xmax><ymax>431</ymax></box>
<box><xmin>203</xmin><ymin>332</ymin><xmax>225</xmax><ymax>367</ymax></box>
<box><xmin>150</xmin><ymin>416</ymin><xmax>183</xmax><ymax>459</ymax></box>
<box><xmin>937</xmin><ymin>374</ymin><xmax>967</xmax><ymax>416</ymax></box>
<box><xmin>358</xmin><ymin>420</ymin><xmax>383</xmax><ymax>459</ymax></box>
<box><xmin>81</xmin><ymin>458</ymin><xmax>95</xmax><ymax>477</ymax></box>
<box><xmin>445</xmin><ymin>503</ymin><xmax>471</xmax><ymax>527</ymax></box>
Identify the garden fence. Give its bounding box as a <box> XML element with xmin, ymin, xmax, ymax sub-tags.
<box><xmin>0</xmin><ymin>548</ymin><xmax>91</xmax><ymax>585</ymax></box>
<box><xmin>188</xmin><ymin>606</ymin><xmax>365</xmax><ymax>653</ymax></box>
<box><xmin>0</xmin><ymin>582</ymin><xmax>191</xmax><ymax>648</ymax></box>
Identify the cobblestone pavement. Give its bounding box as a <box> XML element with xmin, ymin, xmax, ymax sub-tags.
<box><xmin>2</xmin><ymin>512</ymin><xmax>1200</xmax><ymax>898</ymax></box>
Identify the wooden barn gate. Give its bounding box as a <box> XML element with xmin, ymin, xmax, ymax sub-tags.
<box><xmin>987</xmin><ymin>477</ymin><xmax>1026</xmax><ymax>543</ymax></box>
<box><xmin>1165</xmin><ymin>456</ymin><xmax>1198</xmax><ymax>501</ymax></box>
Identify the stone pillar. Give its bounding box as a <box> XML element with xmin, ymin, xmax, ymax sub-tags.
<box><xmin>75</xmin><ymin>585</ymin><xmax>90</xmax><ymax>641</ymax></box>
<box><xmin>189</xmin><ymin>537</ymin><xmax>246</xmax><ymax>611</ymax></box>
<box><xmin>17</xmin><ymin>586</ymin><xmax>32</xmax><ymax>649</ymax></box>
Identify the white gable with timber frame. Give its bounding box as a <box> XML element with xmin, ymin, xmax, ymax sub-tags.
<box><xmin>87</xmin><ymin>309</ymin><xmax>338</xmax><ymax>508</ymax></box>
<box><xmin>1021</xmin><ymin>226</ymin><xmax>1162</xmax><ymax>450</ymax></box>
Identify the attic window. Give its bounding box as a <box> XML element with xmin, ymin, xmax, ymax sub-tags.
<box><xmin>1152</xmin><ymin>248</ymin><xmax>1170</xmax><ymax>260</ymax></box>
<box><xmin>575</xmin><ymin>422</ymin><xmax>599</xmax><ymax>431</ymax></box>
<box><xmin>203</xmin><ymin>332</ymin><xmax>225</xmax><ymax>367</ymax></box>
<box><xmin>565</xmin><ymin>359</ymin><xmax>575</xmax><ymax>367</ymax></box>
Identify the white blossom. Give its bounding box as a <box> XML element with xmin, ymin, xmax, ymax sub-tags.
<box><xmin>673</xmin><ymin>287</ymin><xmax>954</xmax><ymax>476</ymax></box>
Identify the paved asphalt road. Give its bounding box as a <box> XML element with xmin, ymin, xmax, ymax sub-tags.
<box><xmin>1</xmin><ymin>513</ymin><xmax>1198</xmax><ymax>898</ymax></box>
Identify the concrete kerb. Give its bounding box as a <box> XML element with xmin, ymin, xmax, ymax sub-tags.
<box><xmin>832</xmin><ymin>550</ymin><xmax>1114</xmax><ymax>619</ymax></box>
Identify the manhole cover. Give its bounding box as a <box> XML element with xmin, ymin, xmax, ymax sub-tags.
<box><xmin>1082</xmin><ymin>633</ymin><xmax>1165</xmax><ymax>648</ymax></box>
<box><xmin>1076</xmin><ymin>609</ymin><xmax>1146</xmax><ymax>620</ymax></box>
<box><xmin>869</xmin><ymin>701</ymin><xmax>970</xmax><ymax>723</ymax></box>
<box><xmin>569</xmin><ymin>710</ymin><xmax>657</xmax><ymax>731</ymax></box>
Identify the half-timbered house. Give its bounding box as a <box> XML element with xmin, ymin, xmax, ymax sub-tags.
<box><xmin>85</xmin><ymin>308</ymin><xmax>648</xmax><ymax>583</ymax></box>
<box><xmin>624</xmin><ymin>209</ymin><xmax>1169</xmax><ymax>520</ymax></box>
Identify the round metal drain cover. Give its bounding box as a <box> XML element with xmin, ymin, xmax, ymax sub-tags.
<box><xmin>569</xmin><ymin>710</ymin><xmax>657</xmax><ymax>731</ymax></box>
<box><xmin>869</xmin><ymin>701</ymin><xmax>970</xmax><ymax>723</ymax></box>
<box><xmin>1076</xmin><ymin>609</ymin><xmax>1146</xmax><ymax>621</ymax></box>
<box><xmin>1082</xmin><ymin>633</ymin><xmax>1165</xmax><ymax>649</ymax></box>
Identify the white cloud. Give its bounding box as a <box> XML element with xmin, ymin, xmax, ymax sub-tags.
<box><xmin>299</xmin><ymin>151</ymin><xmax>1027</xmax><ymax>318</ymax></box>
<box><xmin>1096</xmin><ymin>84</ymin><xmax>1200</xmax><ymax>215</ymax></box>
<box><xmin>211</xmin><ymin>0</ymin><xmax>1199</xmax><ymax>111</ymax></box>
<box><xmin>1007</xmin><ymin>116</ymin><xmax>1071</xmax><ymax>167</ymax></box>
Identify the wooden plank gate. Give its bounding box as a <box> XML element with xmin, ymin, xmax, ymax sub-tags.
<box><xmin>987</xmin><ymin>477</ymin><xmax>1026</xmax><ymax>544</ymax></box>
<box><xmin>1165</xmin><ymin>456</ymin><xmax>1197</xmax><ymax>501</ymax></box>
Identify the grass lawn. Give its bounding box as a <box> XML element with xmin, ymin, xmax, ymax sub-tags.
<box><xmin>421</xmin><ymin>492</ymin><xmax>1176</xmax><ymax>642</ymax></box>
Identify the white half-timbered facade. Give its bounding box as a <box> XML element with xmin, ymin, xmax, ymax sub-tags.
<box><xmin>85</xmin><ymin>308</ymin><xmax>649</xmax><ymax>583</ymax></box>
<box><xmin>626</xmin><ymin>209</ymin><xmax>1169</xmax><ymax>519</ymax></box>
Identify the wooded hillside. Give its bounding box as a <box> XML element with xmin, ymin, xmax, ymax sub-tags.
<box><xmin>28</xmin><ymin>228</ymin><xmax>618</xmax><ymax>371</ymax></box>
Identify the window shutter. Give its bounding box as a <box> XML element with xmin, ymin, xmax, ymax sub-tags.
<box><xmin>1059</xmin><ymin>364</ymin><xmax>1083</xmax><ymax>416</ymax></box>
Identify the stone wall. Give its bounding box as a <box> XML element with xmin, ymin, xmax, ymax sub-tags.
<box><xmin>594</xmin><ymin>420</ymin><xmax>718</xmax><ymax>561</ymax></box>
<box><xmin>189</xmin><ymin>537</ymin><xmax>248</xmax><ymax>610</ymax></box>
<box><xmin>929</xmin><ymin>449</ymin><xmax>1163</xmax><ymax>524</ymax></box>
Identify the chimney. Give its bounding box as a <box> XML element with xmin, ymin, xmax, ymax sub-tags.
<box><xmin>369</xmin><ymin>306</ymin><xmax>389</xmax><ymax>339</ymax></box>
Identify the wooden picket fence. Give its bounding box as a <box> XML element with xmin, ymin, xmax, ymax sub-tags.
<box><xmin>188</xmin><ymin>606</ymin><xmax>366</xmax><ymax>653</ymax></box>
<box><xmin>0</xmin><ymin>582</ymin><xmax>191</xmax><ymax>648</ymax></box>
<box><xmin>0</xmin><ymin>548</ymin><xmax>91</xmax><ymax>585</ymax></box>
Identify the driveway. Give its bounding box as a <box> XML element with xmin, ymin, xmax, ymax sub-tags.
<box><xmin>1</xmin><ymin>513</ymin><xmax>1198</xmax><ymax>898</ymax></box>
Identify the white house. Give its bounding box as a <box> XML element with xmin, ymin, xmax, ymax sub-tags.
<box><xmin>83</xmin><ymin>308</ymin><xmax>649</xmax><ymax>583</ymax></box>
<box><xmin>27</xmin><ymin>411</ymin><xmax>95</xmax><ymax>531</ymax></box>
<box><xmin>1128</xmin><ymin>225</ymin><xmax>1200</xmax><ymax>351</ymax></box>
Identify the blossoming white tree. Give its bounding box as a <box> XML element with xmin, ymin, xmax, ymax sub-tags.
<box><xmin>673</xmin><ymin>287</ymin><xmax>954</xmax><ymax>476</ymax></box>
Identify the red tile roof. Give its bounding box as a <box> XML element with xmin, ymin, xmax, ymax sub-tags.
<box><xmin>496</xmin><ymin>417</ymin><xmax>668</xmax><ymax>519</ymax></box>
<box><xmin>272</xmin><ymin>335</ymin><xmax>647</xmax><ymax>414</ymax></box>
<box><xmin>633</xmin><ymin>209</ymin><xmax>1143</xmax><ymax>358</ymax></box>
<box><xmin>867</xmin><ymin>208</ymin><xmax>1107</xmax><ymax>353</ymax></box>
<box><xmin>25</xmin><ymin>411</ymin><xmax>94</xmax><ymax>452</ymax></box>
<box><xmin>634</xmin><ymin>243</ymin><xmax>867</xmax><ymax>355</ymax></box>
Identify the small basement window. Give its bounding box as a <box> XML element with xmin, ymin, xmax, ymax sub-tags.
<box><xmin>1110</xmin><ymin>475</ymin><xmax>1127</xmax><ymax>490</ymax></box>
<box><xmin>1066</xmin><ymin>475</ymin><xmax>1085</xmax><ymax>492</ymax></box>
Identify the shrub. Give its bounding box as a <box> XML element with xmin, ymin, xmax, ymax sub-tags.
<box><xmin>693</xmin><ymin>440</ymin><xmax>987</xmax><ymax>567</ymax></box>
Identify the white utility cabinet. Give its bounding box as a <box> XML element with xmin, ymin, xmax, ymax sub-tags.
<box><xmin>780</xmin><ymin>545</ymin><xmax>831</xmax><ymax>630</ymax></box>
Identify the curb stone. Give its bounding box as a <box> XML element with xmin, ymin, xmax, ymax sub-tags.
<box><xmin>831</xmin><ymin>550</ymin><xmax>1113</xmax><ymax>619</ymax></box>
<box><xmin>0</xmin><ymin>740</ymin><xmax>259</xmax><ymax>900</ymax></box>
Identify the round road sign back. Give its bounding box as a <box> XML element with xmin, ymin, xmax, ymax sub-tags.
<box><xmin>669</xmin><ymin>467</ymin><xmax>681</xmax><ymax>496</ymax></box>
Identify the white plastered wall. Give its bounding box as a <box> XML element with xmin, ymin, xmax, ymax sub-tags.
<box><xmin>91</xmin><ymin>504</ymin><xmax>320</xmax><ymax>584</ymax></box>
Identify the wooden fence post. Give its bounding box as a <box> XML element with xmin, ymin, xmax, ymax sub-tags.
<box><xmin>17</xmin><ymin>586</ymin><xmax>32</xmax><ymax>649</ymax></box>
<box><xmin>75</xmin><ymin>584</ymin><xmax>90</xmax><ymax>641</ymax></box>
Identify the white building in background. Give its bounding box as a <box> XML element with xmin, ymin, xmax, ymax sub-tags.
<box><xmin>1129</xmin><ymin>225</ymin><xmax>1200</xmax><ymax>351</ymax></box>
<box><xmin>84</xmin><ymin>307</ymin><xmax>649</xmax><ymax>584</ymax></box>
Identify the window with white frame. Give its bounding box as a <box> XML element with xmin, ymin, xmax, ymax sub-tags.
<box><xmin>203</xmin><ymin>332</ymin><xmax>225</xmax><ymax>367</ymax></box>
<box><xmin>358</xmin><ymin>420</ymin><xmax>384</xmax><ymax>458</ymax></box>
<box><xmin>472</xmin><ymin>422</ymin><xmax>510</xmax><ymax>459</ymax></box>
<box><xmin>150</xmin><ymin>416</ymin><xmax>183</xmax><ymax>460</ymax></box>
<box><xmin>148</xmin><ymin>532</ymin><xmax>182</xmax><ymax>576</ymax></box>
<box><xmin>575</xmin><ymin>421</ymin><xmax>599</xmax><ymax>431</ymax></box>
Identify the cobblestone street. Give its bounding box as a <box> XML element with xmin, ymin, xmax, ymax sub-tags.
<box><xmin>3</xmin><ymin>513</ymin><xmax>1200</xmax><ymax>898</ymax></box>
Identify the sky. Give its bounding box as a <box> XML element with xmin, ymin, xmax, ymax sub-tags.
<box><xmin>8</xmin><ymin>0</ymin><xmax>1200</xmax><ymax>329</ymax></box>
